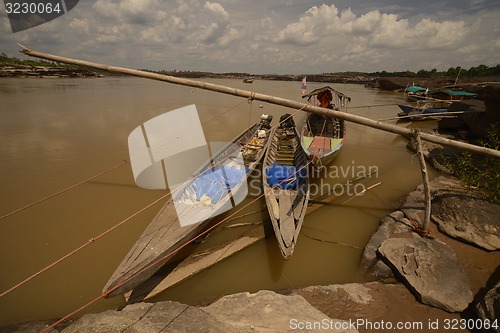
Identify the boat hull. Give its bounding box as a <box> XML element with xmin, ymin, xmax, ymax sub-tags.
<box><xmin>300</xmin><ymin>114</ymin><xmax>345</xmax><ymax>166</ymax></box>
<box><xmin>263</xmin><ymin>118</ymin><xmax>310</xmax><ymax>260</ymax></box>
<box><xmin>398</xmin><ymin>104</ymin><xmax>448</xmax><ymax>116</ymax></box>
<box><xmin>301</xmin><ymin>137</ymin><xmax>342</xmax><ymax>166</ymax></box>
<box><xmin>300</xmin><ymin>86</ymin><xmax>349</xmax><ymax>166</ymax></box>
<box><xmin>103</xmin><ymin>118</ymin><xmax>273</xmax><ymax>297</ymax></box>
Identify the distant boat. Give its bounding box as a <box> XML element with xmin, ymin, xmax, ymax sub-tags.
<box><xmin>103</xmin><ymin>112</ymin><xmax>273</xmax><ymax>297</ymax></box>
<box><xmin>428</xmin><ymin>88</ymin><xmax>477</xmax><ymax>101</ymax></box>
<box><xmin>404</xmin><ymin>85</ymin><xmax>477</xmax><ymax>102</ymax></box>
<box><xmin>300</xmin><ymin>86</ymin><xmax>351</xmax><ymax>166</ymax></box>
<box><xmin>263</xmin><ymin>114</ymin><xmax>309</xmax><ymax>260</ymax></box>
<box><xmin>404</xmin><ymin>85</ymin><xmax>429</xmax><ymax>101</ymax></box>
<box><xmin>243</xmin><ymin>77</ymin><xmax>254</xmax><ymax>83</ymax></box>
<box><xmin>397</xmin><ymin>100</ymin><xmax>452</xmax><ymax>119</ymax></box>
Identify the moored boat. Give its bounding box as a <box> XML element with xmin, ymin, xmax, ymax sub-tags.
<box><xmin>397</xmin><ymin>100</ymin><xmax>453</xmax><ymax>119</ymax></box>
<box><xmin>428</xmin><ymin>88</ymin><xmax>477</xmax><ymax>101</ymax></box>
<box><xmin>263</xmin><ymin>114</ymin><xmax>310</xmax><ymax>260</ymax></box>
<box><xmin>404</xmin><ymin>85</ymin><xmax>428</xmax><ymax>101</ymax></box>
<box><xmin>103</xmin><ymin>113</ymin><xmax>273</xmax><ymax>297</ymax></box>
<box><xmin>301</xmin><ymin>86</ymin><xmax>351</xmax><ymax>166</ymax></box>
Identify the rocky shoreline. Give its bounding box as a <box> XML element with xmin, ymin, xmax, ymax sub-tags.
<box><xmin>0</xmin><ymin>63</ymin><xmax>371</xmax><ymax>84</ymax></box>
<box><xmin>0</xmin><ymin>64</ymin><xmax>103</xmax><ymax>78</ymax></box>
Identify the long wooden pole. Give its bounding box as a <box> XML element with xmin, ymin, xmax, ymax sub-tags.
<box><xmin>19</xmin><ymin>45</ymin><xmax>500</xmax><ymax>158</ymax></box>
<box><xmin>413</xmin><ymin>129</ymin><xmax>432</xmax><ymax>235</ymax></box>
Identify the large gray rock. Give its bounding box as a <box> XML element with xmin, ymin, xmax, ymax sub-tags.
<box><xmin>378</xmin><ymin>238</ymin><xmax>473</xmax><ymax>312</ymax></box>
<box><xmin>432</xmin><ymin>194</ymin><xmax>500</xmax><ymax>251</ymax></box>
<box><xmin>361</xmin><ymin>176</ymin><xmax>476</xmax><ymax>280</ymax></box>
<box><xmin>297</xmin><ymin>282</ymin><xmax>466</xmax><ymax>327</ymax></box>
<box><xmin>61</xmin><ymin>301</ymin><xmax>234</xmax><ymax>333</ymax></box>
<box><xmin>59</xmin><ymin>290</ymin><xmax>358</xmax><ymax>333</ymax></box>
<box><xmin>360</xmin><ymin>210</ymin><xmax>415</xmax><ymax>278</ymax></box>
<box><xmin>475</xmin><ymin>278</ymin><xmax>500</xmax><ymax>333</ymax></box>
<box><xmin>205</xmin><ymin>290</ymin><xmax>358</xmax><ymax>332</ymax></box>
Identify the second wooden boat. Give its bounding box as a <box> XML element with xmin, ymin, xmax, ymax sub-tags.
<box><xmin>301</xmin><ymin>86</ymin><xmax>351</xmax><ymax>166</ymax></box>
<box><xmin>263</xmin><ymin>114</ymin><xmax>310</xmax><ymax>260</ymax></box>
<box><xmin>103</xmin><ymin>113</ymin><xmax>273</xmax><ymax>297</ymax></box>
<box><xmin>397</xmin><ymin>100</ymin><xmax>452</xmax><ymax>119</ymax></box>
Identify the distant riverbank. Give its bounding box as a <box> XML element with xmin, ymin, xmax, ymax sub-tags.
<box><xmin>0</xmin><ymin>61</ymin><xmax>371</xmax><ymax>83</ymax></box>
<box><xmin>2</xmin><ymin>58</ymin><xmax>499</xmax><ymax>97</ymax></box>
<box><xmin>0</xmin><ymin>62</ymin><xmax>104</xmax><ymax>78</ymax></box>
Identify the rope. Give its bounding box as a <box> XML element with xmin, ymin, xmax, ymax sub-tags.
<box><xmin>3</xmin><ymin>104</ymin><xmax>311</xmax><ymax>330</ymax></box>
<box><xmin>302</xmin><ymin>232</ymin><xmax>363</xmax><ymax>250</ymax></box>
<box><xmin>202</xmin><ymin>99</ymin><xmax>247</xmax><ymax>127</ymax></box>
<box><xmin>1</xmin><ymin>100</ymin><xmax>250</xmax><ymax>222</ymax></box>
<box><xmin>348</xmin><ymin>103</ymin><xmax>400</xmax><ymax>109</ymax></box>
<box><xmin>39</xmin><ymin>149</ymin><xmax>428</xmax><ymax>332</ymax></box>
<box><xmin>39</xmin><ymin>147</ymin><xmax>312</xmax><ymax>333</ymax></box>
<box><xmin>0</xmin><ymin>160</ymin><xmax>128</xmax><ymax>221</ymax></box>
<box><xmin>0</xmin><ymin>191</ymin><xmax>171</xmax><ymax>299</ymax></box>
<box><xmin>247</xmin><ymin>92</ymin><xmax>256</xmax><ymax>127</ymax></box>
<box><xmin>1</xmin><ymin>104</ymin><xmax>308</xmax><ymax>299</ymax></box>
<box><xmin>1</xmin><ymin>93</ymin><xmax>321</xmax><ymax>332</ymax></box>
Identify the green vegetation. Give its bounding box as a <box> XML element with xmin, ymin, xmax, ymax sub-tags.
<box><xmin>2</xmin><ymin>51</ymin><xmax>500</xmax><ymax>79</ymax></box>
<box><xmin>443</xmin><ymin>124</ymin><xmax>500</xmax><ymax>204</ymax></box>
<box><xmin>0</xmin><ymin>52</ymin><xmax>116</xmax><ymax>76</ymax></box>
<box><xmin>328</xmin><ymin>64</ymin><xmax>500</xmax><ymax>78</ymax></box>
<box><xmin>0</xmin><ymin>52</ymin><xmax>67</xmax><ymax>68</ymax></box>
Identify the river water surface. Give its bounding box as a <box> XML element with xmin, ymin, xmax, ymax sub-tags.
<box><xmin>0</xmin><ymin>77</ymin><xmax>436</xmax><ymax>326</ymax></box>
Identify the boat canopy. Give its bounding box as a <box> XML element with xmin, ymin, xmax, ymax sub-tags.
<box><xmin>405</xmin><ymin>85</ymin><xmax>427</xmax><ymax>93</ymax></box>
<box><xmin>302</xmin><ymin>86</ymin><xmax>351</xmax><ymax>103</ymax></box>
<box><xmin>430</xmin><ymin>89</ymin><xmax>477</xmax><ymax>97</ymax></box>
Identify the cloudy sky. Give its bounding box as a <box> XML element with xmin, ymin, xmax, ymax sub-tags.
<box><xmin>1</xmin><ymin>0</ymin><xmax>499</xmax><ymax>74</ymax></box>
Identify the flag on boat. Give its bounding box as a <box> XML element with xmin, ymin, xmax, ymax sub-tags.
<box><xmin>301</xmin><ymin>76</ymin><xmax>307</xmax><ymax>96</ymax></box>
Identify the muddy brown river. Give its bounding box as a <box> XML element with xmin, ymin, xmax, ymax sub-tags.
<box><xmin>0</xmin><ymin>77</ymin><xmax>437</xmax><ymax>326</ymax></box>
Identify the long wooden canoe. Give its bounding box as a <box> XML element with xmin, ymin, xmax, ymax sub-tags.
<box><xmin>263</xmin><ymin>114</ymin><xmax>310</xmax><ymax>260</ymax></box>
<box><xmin>103</xmin><ymin>114</ymin><xmax>273</xmax><ymax>297</ymax></box>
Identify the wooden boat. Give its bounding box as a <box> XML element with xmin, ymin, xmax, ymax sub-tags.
<box><xmin>405</xmin><ymin>86</ymin><xmax>477</xmax><ymax>102</ymax></box>
<box><xmin>242</xmin><ymin>77</ymin><xmax>254</xmax><ymax>83</ymax></box>
<box><xmin>263</xmin><ymin>114</ymin><xmax>310</xmax><ymax>260</ymax></box>
<box><xmin>428</xmin><ymin>88</ymin><xmax>477</xmax><ymax>101</ymax></box>
<box><xmin>103</xmin><ymin>114</ymin><xmax>273</xmax><ymax>297</ymax></box>
<box><xmin>397</xmin><ymin>100</ymin><xmax>453</xmax><ymax>119</ymax></box>
<box><xmin>301</xmin><ymin>86</ymin><xmax>351</xmax><ymax>166</ymax></box>
<box><xmin>404</xmin><ymin>85</ymin><xmax>428</xmax><ymax>101</ymax></box>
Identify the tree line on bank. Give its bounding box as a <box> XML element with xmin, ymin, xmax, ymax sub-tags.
<box><xmin>2</xmin><ymin>52</ymin><xmax>499</xmax><ymax>78</ymax></box>
<box><xmin>363</xmin><ymin>64</ymin><xmax>500</xmax><ymax>78</ymax></box>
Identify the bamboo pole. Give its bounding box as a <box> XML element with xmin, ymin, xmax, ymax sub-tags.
<box><xmin>18</xmin><ymin>45</ymin><xmax>500</xmax><ymax>159</ymax></box>
<box><xmin>412</xmin><ymin>129</ymin><xmax>432</xmax><ymax>236</ymax></box>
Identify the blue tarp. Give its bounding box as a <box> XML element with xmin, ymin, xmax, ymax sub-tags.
<box><xmin>266</xmin><ymin>162</ymin><xmax>307</xmax><ymax>190</ymax></box>
<box><xmin>191</xmin><ymin>165</ymin><xmax>247</xmax><ymax>204</ymax></box>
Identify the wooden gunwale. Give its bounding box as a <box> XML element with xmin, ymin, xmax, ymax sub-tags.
<box><xmin>262</xmin><ymin>124</ymin><xmax>310</xmax><ymax>260</ymax></box>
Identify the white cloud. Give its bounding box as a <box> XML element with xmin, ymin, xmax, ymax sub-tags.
<box><xmin>69</xmin><ymin>18</ymin><xmax>89</xmax><ymax>34</ymax></box>
<box><xmin>204</xmin><ymin>1</ymin><xmax>229</xmax><ymax>19</ymax></box>
<box><xmin>0</xmin><ymin>0</ymin><xmax>498</xmax><ymax>73</ymax></box>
